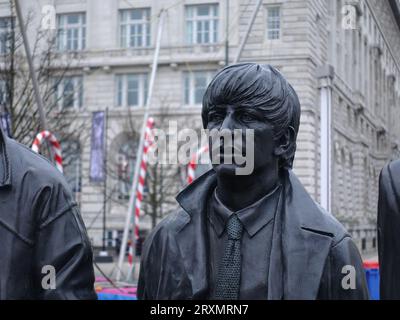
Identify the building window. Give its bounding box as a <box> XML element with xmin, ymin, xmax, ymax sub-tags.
<box><xmin>119</xmin><ymin>8</ymin><xmax>151</xmax><ymax>48</ymax></box>
<box><xmin>117</xmin><ymin>140</ymin><xmax>138</xmax><ymax>200</ymax></box>
<box><xmin>185</xmin><ymin>4</ymin><xmax>219</xmax><ymax>44</ymax></box>
<box><xmin>266</xmin><ymin>6</ymin><xmax>281</xmax><ymax>40</ymax></box>
<box><xmin>106</xmin><ymin>230</ymin><xmax>115</xmax><ymax>247</ymax></box>
<box><xmin>54</xmin><ymin>76</ymin><xmax>83</xmax><ymax>109</ymax></box>
<box><xmin>57</xmin><ymin>13</ymin><xmax>86</xmax><ymax>51</ymax></box>
<box><xmin>0</xmin><ymin>79</ymin><xmax>10</xmax><ymax>107</ymax></box>
<box><xmin>361</xmin><ymin>238</ymin><xmax>366</xmax><ymax>251</ymax></box>
<box><xmin>0</xmin><ymin>17</ymin><xmax>13</xmax><ymax>54</ymax></box>
<box><xmin>184</xmin><ymin>71</ymin><xmax>214</xmax><ymax>105</ymax></box>
<box><xmin>347</xmin><ymin>105</ymin><xmax>352</xmax><ymax>126</ymax></box>
<box><xmin>360</xmin><ymin>118</ymin><xmax>364</xmax><ymax>134</ymax></box>
<box><xmin>63</xmin><ymin>140</ymin><xmax>82</xmax><ymax>195</ymax></box>
<box><xmin>116</xmin><ymin>74</ymin><xmax>148</xmax><ymax>107</ymax></box>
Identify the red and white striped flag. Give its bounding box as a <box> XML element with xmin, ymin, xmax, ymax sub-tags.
<box><xmin>32</xmin><ymin>130</ymin><xmax>63</xmax><ymax>173</ymax></box>
<box><xmin>187</xmin><ymin>145</ymin><xmax>209</xmax><ymax>184</ymax></box>
<box><xmin>128</xmin><ymin>117</ymin><xmax>155</xmax><ymax>265</ymax></box>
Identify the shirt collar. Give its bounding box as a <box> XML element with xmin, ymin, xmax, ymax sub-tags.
<box><xmin>209</xmin><ymin>184</ymin><xmax>282</xmax><ymax>238</ymax></box>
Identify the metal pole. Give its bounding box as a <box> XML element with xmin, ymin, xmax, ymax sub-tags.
<box><xmin>233</xmin><ymin>0</ymin><xmax>263</xmax><ymax>64</ymax></box>
<box><xmin>225</xmin><ymin>0</ymin><xmax>229</xmax><ymax>65</ymax></box>
<box><xmin>102</xmin><ymin>107</ymin><xmax>108</xmax><ymax>251</ymax></box>
<box><xmin>116</xmin><ymin>9</ymin><xmax>165</xmax><ymax>282</ymax></box>
<box><xmin>14</xmin><ymin>0</ymin><xmax>48</xmax><ymax>130</ymax></box>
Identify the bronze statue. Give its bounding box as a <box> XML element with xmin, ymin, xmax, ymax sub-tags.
<box><xmin>378</xmin><ymin>159</ymin><xmax>400</xmax><ymax>299</ymax></box>
<box><xmin>138</xmin><ymin>63</ymin><xmax>369</xmax><ymax>300</ymax></box>
<box><xmin>0</xmin><ymin>126</ymin><xmax>96</xmax><ymax>299</ymax></box>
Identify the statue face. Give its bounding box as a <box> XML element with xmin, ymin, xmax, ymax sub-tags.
<box><xmin>202</xmin><ymin>64</ymin><xmax>301</xmax><ymax>172</ymax></box>
<box><xmin>206</xmin><ymin>104</ymin><xmax>278</xmax><ymax>177</ymax></box>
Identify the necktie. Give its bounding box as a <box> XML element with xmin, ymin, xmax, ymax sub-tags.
<box><xmin>214</xmin><ymin>214</ymin><xmax>243</xmax><ymax>300</ymax></box>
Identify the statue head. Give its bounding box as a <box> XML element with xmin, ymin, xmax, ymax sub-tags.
<box><xmin>202</xmin><ymin>63</ymin><xmax>301</xmax><ymax>178</ymax></box>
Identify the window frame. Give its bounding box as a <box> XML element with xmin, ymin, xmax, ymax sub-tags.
<box><xmin>0</xmin><ymin>17</ymin><xmax>13</xmax><ymax>55</ymax></box>
<box><xmin>54</xmin><ymin>75</ymin><xmax>84</xmax><ymax>110</ymax></box>
<box><xmin>185</xmin><ymin>3</ymin><xmax>219</xmax><ymax>45</ymax></box>
<box><xmin>0</xmin><ymin>79</ymin><xmax>9</xmax><ymax>106</ymax></box>
<box><xmin>119</xmin><ymin>8</ymin><xmax>151</xmax><ymax>48</ymax></box>
<box><xmin>116</xmin><ymin>139</ymin><xmax>139</xmax><ymax>200</ymax></box>
<box><xmin>62</xmin><ymin>140</ymin><xmax>82</xmax><ymax>195</ymax></box>
<box><xmin>265</xmin><ymin>5</ymin><xmax>282</xmax><ymax>41</ymax></box>
<box><xmin>115</xmin><ymin>73</ymin><xmax>148</xmax><ymax>108</ymax></box>
<box><xmin>183</xmin><ymin>70</ymin><xmax>214</xmax><ymax>106</ymax></box>
<box><xmin>56</xmin><ymin>12</ymin><xmax>86</xmax><ymax>52</ymax></box>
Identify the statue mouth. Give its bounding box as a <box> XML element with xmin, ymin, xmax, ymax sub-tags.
<box><xmin>211</xmin><ymin>143</ymin><xmax>246</xmax><ymax>165</ymax></box>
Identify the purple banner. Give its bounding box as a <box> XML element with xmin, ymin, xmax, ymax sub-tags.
<box><xmin>90</xmin><ymin>111</ymin><xmax>105</xmax><ymax>182</ymax></box>
<box><xmin>0</xmin><ymin>112</ymin><xmax>12</xmax><ymax>138</ymax></box>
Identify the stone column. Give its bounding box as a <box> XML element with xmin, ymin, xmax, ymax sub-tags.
<box><xmin>317</xmin><ymin>65</ymin><xmax>335</xmax><ymax>213</ymax></box>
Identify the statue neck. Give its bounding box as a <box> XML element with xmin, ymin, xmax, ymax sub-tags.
<box><xmin>215</xmin><ymin>166</ymin><xmax>280</xmax><ymax>212</ymax></box>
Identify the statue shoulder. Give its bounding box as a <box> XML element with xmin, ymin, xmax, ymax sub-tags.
<box><xmin>142</xmin><ymin>208</ymin><xmax>189</xmax><ymax>251</ymax></box>
<box><xmin>6</xmin><ymin>137</ymin><xmax>69</xmax><ymax>189</ymax></box>
<box><xmin>380</xmin><ymin>160</ymin><xmax>400</xmax><ymax>192</ymax></box>
<box><xmin>390</xmin><ymin>159</ymin><xmax>400</xmax><ymax>170</ymax></box>
<box><xmin>318</xmin><ymin>207</ymin><xmax>350</xmax><ymax>246</ymax></box>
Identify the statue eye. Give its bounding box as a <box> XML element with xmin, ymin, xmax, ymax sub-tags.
<box><xmin>209</xmin><ymin>113</ymin><xmax>224</xmax><ymax>122</ymax></box>
<box><xmin>239</xmin><ymin>113</ymin><xmax>256</xmax><ymax>122</ymax></box>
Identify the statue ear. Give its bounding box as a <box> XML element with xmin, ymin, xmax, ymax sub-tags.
<box><xmin>274</xmin><ymin>126</ymin><xmax>295</xmax><ymax>158</ymax></box>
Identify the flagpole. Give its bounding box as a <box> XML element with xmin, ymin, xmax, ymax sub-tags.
<box><xmin>233</xmin><ymin>0</ymin><xmax>263</xmax><ymax>63</ymax></box>
<box><xmin>14</xmin><ymin>0</ymin><xmax>48</xmax><ymax>130</ymax></box>
<box><xmin>116</xmin><ymin>9</ymin><xmax>165</xmax><ymax>282</ymax></box>
<box><xmin>15</xmin><ymin>0</ymin><xmax>57</xmax><ymax>162</ymax></box>
<box><xmin>102</xmin><ymin>107</ymin><xmax>109</xmax><ymax>252</ymax></box>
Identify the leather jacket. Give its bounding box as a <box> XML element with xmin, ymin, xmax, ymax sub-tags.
<box><xmin>0</xmin><ymin>128</ymin><xmax>97</xmax><ymax>299</ymax></box>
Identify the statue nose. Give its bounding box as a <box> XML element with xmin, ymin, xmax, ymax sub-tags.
<box><xmin>220</xmin><ymin>115</ymin><xmax>235</xmax><ymax>131</ymax></box>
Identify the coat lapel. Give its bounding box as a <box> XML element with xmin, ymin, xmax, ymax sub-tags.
<box><xmin>175</xmin><ymin>170</ymin><xmax>217</xmax><ymax>299</ymax></box>
<box><xmin>267</xmin><ymin>188</ymin><xmax>284</xmax><ymax>299</ymax></box>
<box><xmin>280</xmin><ymin>171</ymin><xmax>334</xmax><ymax>299</ymax></box>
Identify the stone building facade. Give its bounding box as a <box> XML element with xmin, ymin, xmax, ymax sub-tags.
<box><xmin>1</xmin><ymin>0</ymin><xmax>399</xmax><ymax>255</ymax></box>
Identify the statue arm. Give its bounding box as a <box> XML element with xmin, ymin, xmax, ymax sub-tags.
<box><xmin>33</xmin><ymin>188</ymin><xmax>97</xmax><ymax>300</ymax></box>
<box><xmin>137</xmin><ymin>215</ymin><xmax>191</xmax><ymax>300</ymax></box>
<box><xmin>320</xmin><ymin>236</ymin><xmax>369</xmax><ymax>300</ymax></box>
